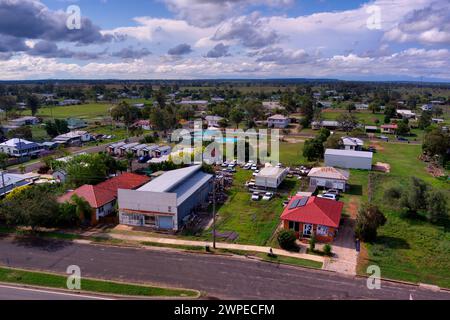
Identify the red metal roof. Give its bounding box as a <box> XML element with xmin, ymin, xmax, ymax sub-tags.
<box><xmin>280</xmin><ymin>196</ymin><xmax>343</xmax><ymax>228</ymax></box>
<box><xmin>95</xmin><ymin>173</ymin><xmax>151</xmax><ymax>198</ymax></box>
<box><xmin>381</xmin><ymin>124</ymin><xmax>398</xmax><ymax>129</ymax></box>
<box><xmin>58</xmin><ymin>173</ymin><xmax>151</xmax><ymax>208</ymax></box>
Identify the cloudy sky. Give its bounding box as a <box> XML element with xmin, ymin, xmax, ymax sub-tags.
<box><xmin>0</xmin><ymin>0</ymin><xmax>449</xmax><ymax>81</ymax></box>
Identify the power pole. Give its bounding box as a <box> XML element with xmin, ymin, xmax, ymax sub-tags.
<box><xmin>212</xmin><ymin>174</ymin><xmax>216</xmax><ymax>249</ymax></box>
<box><xmin>1</xmin><ymin>170</ymin><xmax>5</xmax><ymax>197</ymax></box>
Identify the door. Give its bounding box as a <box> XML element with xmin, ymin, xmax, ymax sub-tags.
<box><xmin>303</xmin><ymin>224</ymin><xmax>313</xmax><ymax>237</ymax></box>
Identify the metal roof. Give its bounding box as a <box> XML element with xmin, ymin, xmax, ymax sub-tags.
<box><xmin>138</xmin><ymin>165</ymin><xmax>203</xmax><ymax>193</ymax></box>
<box><xmin>325</xmin><ymin>149</ymin><xmax>373</xmax><ymax>159</ymax></box>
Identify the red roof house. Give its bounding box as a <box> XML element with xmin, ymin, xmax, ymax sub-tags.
<box><xmin>280</xmin><ymin>196</ymin><xmax>344</xmax><ymax>243</ymax></box>
<box><xmin>58</xmin><ymin>173</ymin><xmax>151</xmax><ymax>225</ymax></box>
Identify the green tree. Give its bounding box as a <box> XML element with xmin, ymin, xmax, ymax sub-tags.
<box><xmin>0</xmin><ymin>186</ymin><xmax>63</xmax><ymax>231</ymax></box>
<box><xmin>422</xmin><ymin>128</ymin><xmax>450</xmax><ymax>164</ymax></box>
<box><xmin>324</xmin><ymin>134</ymin><xmax>342</xmax><ymax>150</ymax></box>
<box><xmin>230</xmin><ymin>107</ymin><xmax>245</xmax><ymax>129</ymax></box>
<box><xmin>303</xmin><ymin>138</ymin><xmax>324</xmax><ymax>161</ymax></box>
<box><xmin>70</xmin><ymin>194</ymin><xmax>93</xmax><ymax>225</ymax></box>
<box><xmin>355</xmin><ymin>203</ymin><xmax>386</xmax><ymax>242</ymax></box>
<box><xmin>425</xmin><ymin>190</ymin><xmax>448</xmax><ymax>223</ymax></box>
<box><xmin>111</xmin><ymin>101</ymin><xmax>141</xmax><ymax>131</ymax></box>
<box><xmin>65</xmin><ymin>153</ymin><xmax>109</xmax><ymax>188</ymax></box>
<box><xmin>0</xmin><ymin>152</ymin><xmax>9</xmax><ymax>169</ymax></box>
<box><xmin>418</xmin><ymin>111</ymin><xmax>432</xmax><ymax>130</ymax></box>
<box><xmin>400</xmin><ymin>177</ymin><xmax>428</xmax><ymax>216</ymax></box>
<box><xmin>7</xmin><ymin>126</ymin><xmax>33</xmax><ymax>140</ymax></box>
<box><xmin>27</xmin><ymin>94</ymin><xmax>41</xmax><ymax>116</ymax></box>
<box><xmin>45</xmin><ymin>119</ymin><xmax>69</xmax><ymax>138</ymax></box>
<box><xmin>337</xmin><ymin>113</ymin><xmax>358</xmax><ymax>134</ymax></box>
<box><xmin>396</xmin><ymin>121</ymin><xmax>410</xmax><ymax>136</ymax></box>
<box><xmin>0</xmin><ymin>95</ymin><xmax>17</xmax><ymax>120</ymax></box>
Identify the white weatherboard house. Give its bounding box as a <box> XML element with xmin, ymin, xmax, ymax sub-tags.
<box><xmin>118</xmin><ymin>165</ymin><xmax>213</xmax><ymax>231</ymax></box>
<box><xmin>308</xmin><ymin>167</ymin><xmax>350</xmax><ymax>191</ymax></box>
<box><xmin>341</xmin><ymin>137</ymin><xmax>364</xmax><ymax>151</ymax></box>
<box><xmin>267</xmin><ymin>114</ymin><xmax>290</xmax><ymax>129</ymax></box>
<box><xmin>0</xmin><ymin>139</ymin><xmax>42</xmax><ymax>157</ymax></box>
<box><xmin>255</xmin><ymin>166</ymin><xmax>289</xmax><ymax>189</ymax></box>
<box><xmin>205</xmin><ymin>115</ymin><xmax>224</xmax><ymax>128</ymax></box>
<box><xmin>325</xmin><ymin>149</ymin><xmax>373</xmax><ymax>170</ymax></box>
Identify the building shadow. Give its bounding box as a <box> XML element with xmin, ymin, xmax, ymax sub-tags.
<box><xmin>12</xmin><ymin>235</ymin><xmax>73</xmax><ymax>252</ymax></box>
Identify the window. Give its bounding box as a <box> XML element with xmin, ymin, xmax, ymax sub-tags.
<box><xmin>317</xmin><ymin>225</ymin><xmax>329</xmax><ymax>236</ymax></box>
<box><xmin>303</xmin><ymin>224</ymin><xmax>313</xmax><ymax>237</ymax></box>
<box><xmin>288</xmin><ymin>221</ymin><xmax>299</xmax><ymax>232</ymax></box>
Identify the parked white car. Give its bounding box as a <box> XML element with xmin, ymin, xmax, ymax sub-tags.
<box><xmin>318</xmin><ymin>193</ymin><xmax>338</xmax><ymax>201</ymax></box>
<box><xmin>262</xmin><ymin>192</ymin><xmax>274</xmax><ymax>201</ymax></box>
<box><xmin>243</xmin><ymin>163</ymin><xmax>252</xmax><ymax>170</ymax></box>
<box><xmin>252</xmin><ymin>170</ymin><xmax>260</xmax><ymax>177</ymax></box>
<box><xmin>251</xmin><ymin>192</ymin><xmax>261</xmax><ymax>201</ymax></box>
<box><xmin>251</xmin><ymin>164</ymin><xmax>258</xmax><ymax>171</ymax></box>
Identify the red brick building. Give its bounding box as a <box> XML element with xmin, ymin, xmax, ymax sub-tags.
<box><xmin>280</xmin><ymin>196</ymin><xmax>343</xmax><ymax>243</ymax></box>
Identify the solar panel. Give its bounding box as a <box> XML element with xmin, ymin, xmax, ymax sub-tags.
<box><xmin>297</xmin><ymin>197</ymin><xmax>309</xmax><ymax>207</ymax></box>
<box><xmin>289</xmin><ymin>198</ymin><xmax>301</xmax><ymax>209</ymax></box>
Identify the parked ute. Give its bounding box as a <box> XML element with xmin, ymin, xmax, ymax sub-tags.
<box><xmin>326</xmin><ymin>189</ymin><xmax>340</xmax><ymax>196</ymax></box>
<box><xmin>262</xmin><ymin>192</ymin><xmax>274</xmax><ymax>201</ymax></box>
<box><xmin>243</xmin><ymin>163</ymin><xmax>252</xmax><ymax>170</ymax></box>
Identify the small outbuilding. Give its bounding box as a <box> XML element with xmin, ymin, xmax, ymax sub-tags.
<box><xmin>325</xmin><ymin>149</ymin><xmax>373</xmax><ymax>170</ymax></box>
<box><xmin>255</xmin><ymin>166</ymin><xmax>289</xmax><ymax>189</ymax></box>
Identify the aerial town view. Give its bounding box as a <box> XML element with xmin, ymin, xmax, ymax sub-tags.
<box><xmin>0</xmin><ymin>0</ymin><xmax>449</xmax><ymax>313</ymax></box>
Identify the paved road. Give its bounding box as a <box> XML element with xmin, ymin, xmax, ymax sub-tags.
<box><xmin>0</xmin><ymin>237</ymin><xmax>449</xmax><ymax>300</ymax></box>
<box><xmin>0</xmin><ymin>284</ymin><xmax>111</xmax><ymax>300</ymax></box>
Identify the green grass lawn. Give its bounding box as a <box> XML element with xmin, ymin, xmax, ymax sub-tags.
<box><xmin>22</xmin><ymin>103</ymin><xmax>114</xmax><ymax>120</ymax></box>
<box><xmin>358</xmin><ymin>142</ymin><xmax>450</xmax><ymax>288</ymax></box>
<box><xmin>322</xmin><ymin>110</ymin><xmax>385</xmax><ymax>126</ymax></box>
<box><xmin>279</xmin><ymin>142</ymin><xmax>307</xmax><ymax>166</ymax></box>
<box><xmin>0</xmin><ymin>266</ymin><xmax>198</xmax><ymax>298</ymax></box>
<box><xmin>199</xmin><ymin>170</ymin><xmax>298</xmax><ymax>246</ymax></box>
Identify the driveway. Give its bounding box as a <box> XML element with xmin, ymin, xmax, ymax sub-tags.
<box><xmin>322</xmin><ymin>218</ymin><xmax>358</xmax><ymax>275</ymax></box>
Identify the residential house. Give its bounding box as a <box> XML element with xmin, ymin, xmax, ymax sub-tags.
<box><xmin>397</xmin><ymin>109</ymin><xmax>416</xmax><ymax>119</ymax></box>
<box><xmin>255</xmin><ymin>166</ymin><xmax>289</xmax><ymax>189</ymax></box>
<box><xmin>67</xmin><ymin>118</ymin><xmax>87</xmax><ymax>130</ymax></box>
<box><xmin>365</xmin><ymin>126</ymin><xmax>378</xmax><ymax>133</ymax></box>
<box><xmin>311</xmin><ymin>120</ymin><xmax>340</xmax><ymax>130</ymax></box>
<box><xmin>52</xmin><ymin>169</ymin><xmax>68</xmax><ymax>183</ymax></box>
<box><xmin>325</xmin><ymin>149</ymin><xmax>373</xmax><ymax>170</ymax></box>
<box><xmin>307</xmin><ymin>167</ymin><xmax>350</xmax><ymax>191</ymax></box>
<box><xmin>0</xmin><ymin>138</ymin><xmax>42</xmax><ymax>157</ymax></box>
<box><xmin>131</xmin><ymin>144</ymin><xmax>148</xmax><ymax>157</ymax></box>
<box><xmin>133</xmin><ymin>120</ymin><xmax>152</xmax><ymax>130</ymax></box>
<box><xmin>107</xmin><ymin>142</ymin><xmax>126</xmax><ymax>155</ymax></box>
<box><xmin>355</xmin><ymin>103</ymin><xmax>369</xmax><ymax>110</ymax></box>
<box><xmin>59</xmin><ymin>99</ymin><xmax>81</xmax><ymax>106</ymax></box>
<box><xmin>267</xmin><ymin>114</ymin><xmax>290</xmax><ymax>129</ymax></box>
<box><xmin>153</xmin><ymin>146</ymin><xmax>172</xmax><ymax>158</ymax></box>
<box><xmin>381</xmin><ymin>124</ymin><xmax>398</xmax><ymax>134</ymax></box>
<box><xmin>341</xmin><ymin>137</ymin><xmax>364</xmax><ymax>151</ymax></box>
<box><xmin>142</xmin><ymin>144</ymin><xmax>159</xmax><ymax>157</ymax></box>
<box><xmin>281</xmin><ymin>196</ymin><xmax>343</xmax><ymax>243</ymax></box>
<box><xmin>119</xmin><ymin>142</ymin><xmax>140</xmax><ymax>156</ymax></box>
<box><xmin>9</xmin><ymin>116</ymin><xmax>40</xmax><ymax>126</ymax></box>
<box><xmin>0</xmin><ymin>173</ymin><xmax>33</xmax><ymax>197</ymax></box>
<box><xmin>317</xmin><ymin>101</ymin><xmax>332</xmax><ymax>108</ymax></box>
<box><xmin>58</xmin><ymin>173</ymin><xmax>150</xmax><ymax>225</ymax></box>
<box><xmin>205</xmin><ymin>115</ymin><xmax>224</xmax><ymax>128</ymax></box>
<box><xmin>118</xmin><ymin>165</ymin><xmax>213</xmax><ymax>230</ymax></box>
<box><xmin>53</xmin><ymin>131</ymin><xmax>91</xmax><ymax>146</ymax></box>
<box><xmin>432</xmin><ymin>118</ymin><xmax>444</xmax><ymax>124</ymax></box>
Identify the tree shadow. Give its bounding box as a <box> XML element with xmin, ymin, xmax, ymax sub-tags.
<box><xmin>373</xmin><ymin>235</ymin><xmax>410</xmax><ymax>249</ymax></box>
<box><xmin>12</xmin><ymin>235</ymin><xmax>73</xmax><ymax>252</ymax></box>
<box><xmin>347</xmin><ymin>184</ymin><xmax>363</xmax><ymax>196</ymax></box>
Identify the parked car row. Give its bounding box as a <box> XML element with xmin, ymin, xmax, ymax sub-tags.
<box><xmin>251</xmin><ymin>191</ymin><xmax>274</xmax><ymax>201</ymax></box>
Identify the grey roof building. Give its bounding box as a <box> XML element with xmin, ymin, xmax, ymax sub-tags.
<box><xmin>118</xmin><ymin>165</ymin><xmax>213</xmax><ymax>231</ymax></box>
<box><xmin>325</xmin><ymin>149</ymin><xmax>373</xmax><ymax>170</ymax></box>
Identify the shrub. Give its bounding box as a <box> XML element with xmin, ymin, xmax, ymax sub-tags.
<box><xmin>384</xmin><ymin>186</ymin><xmax>402</xmax><ymax>200</ymax></box>
<box><xmin>355</xmin><ymin>203</ymin><xmax>387</xmax><ymax>242</ymax></box>
<box><xmin>277</xmin><ymin>230</ymin><xmax>297</xmax><ymax>251</ymax></box>
<box><xmin>309</xmin><ymin>234</ymin><xmax>317</xmax><ymax>251</ymax></box>
<box><xmin>323</xmin><ymin>244</ymin><xmax>332</xmax><ymax>256</ymax></box>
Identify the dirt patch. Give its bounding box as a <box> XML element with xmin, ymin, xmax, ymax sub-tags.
<box><xmin>346</xmin><ymin>198</ymin><xmax>359</xmax><ymax>219</ymax></box>
<box><xmin>369</xmin><ymin>140</ymin><xmax>385</xmax><ymax>151</ymax></box>
<box><xmin>356</xmin><ymin>242</ymin><xmax>369</xmax><ymax>276</ymax></box>
<box><xmin>283</xmin><ymin>137</ymin><xmax>305</xmax><ymax>143</ymax></box>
